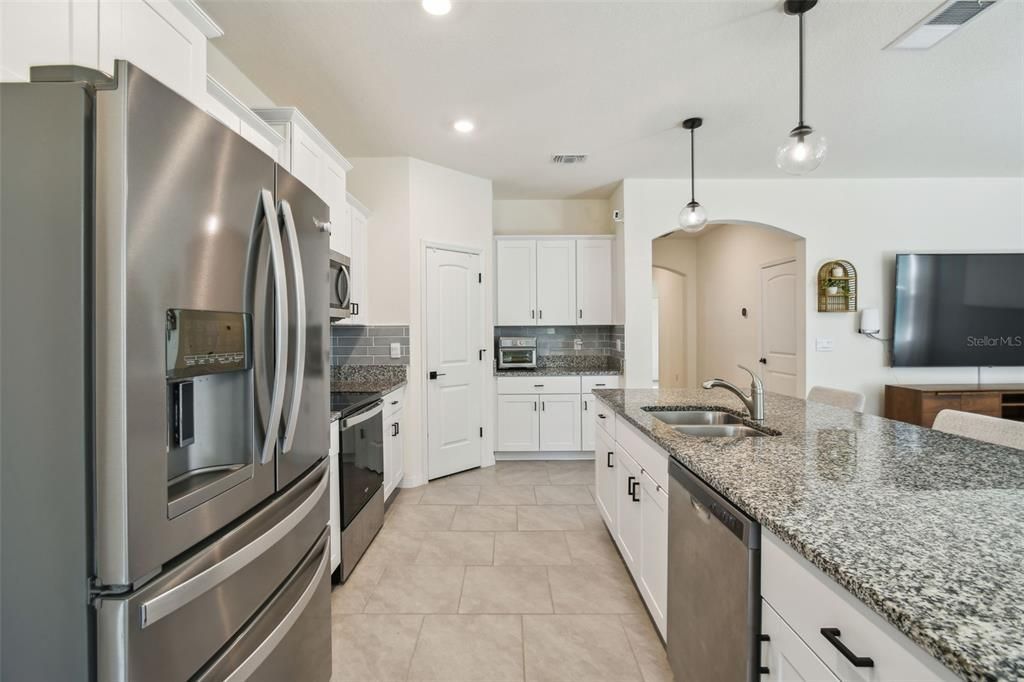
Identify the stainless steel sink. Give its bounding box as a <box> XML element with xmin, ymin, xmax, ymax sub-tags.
<box><xmin>645</xmin><ymin>410</ymin><xmax>745</xmax><ymax>426</ymax></box>
<box><xmin>670</xmin><ymin>424</ymin><xmax>773</xmax><ymax>438</ymax></box>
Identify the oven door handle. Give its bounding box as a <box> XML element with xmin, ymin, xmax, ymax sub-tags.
<box><xmin>342</xmin><ymin>400</ymin><xmax>384</xmax><ymax>429</ymax></box>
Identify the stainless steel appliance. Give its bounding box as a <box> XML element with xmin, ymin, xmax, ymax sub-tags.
<box><xmin>330</xmin><ymin>249</ymin><xmax>353</xmax><ymax>320</ymax></box>
<box><xmin>330</xmin><ymin>391</ymin><xmax>386</xmax><ymax>581</ymax></box>
<box><xmin>667</xmin><ymin>458</ymin><xmax>761</xmax><ymax>682</ymax></box>
<box><xmin>498</xmin><ymin>336</ymin><xmax>538</xmax><ymax>369</ymax></box>
<box><xmin>1</xmin><ymin>62</ymin><xmax>331</xmax><ymax>681</ymax></box>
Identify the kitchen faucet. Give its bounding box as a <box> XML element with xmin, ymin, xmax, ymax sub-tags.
<box><xmin>702</xmin><ymin>365</ymin><xmax>765</xmax><ymax>422</ymax></box>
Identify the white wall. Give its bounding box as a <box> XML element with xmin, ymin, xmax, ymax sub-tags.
<box><xmin>622</xmin><ymin>178</ymin><xmax>1024</xmax><ymax>414</ymax></box>
<box><xmin>610</xmin><ymin>183</ymin><xmax>626</xmax><ymax>326</ymax></box>
<box><xmin>349</xmin><ymin>157</ymin><xmax>494</xmax><ymax>487</ymax></box>
<box><xmin>347</xmin><ymin>157</ymin><xmax>412</xmax><ymax>324</ymax></box>
<box><xmin>206</xmin><ymin>42</ymin><xmax>275</xmax><ymax>107</ymax></box>
<box><xmin>493</xmin><ymin>199</ymin><xmax>613</xmax><ymax>235</ymax></box>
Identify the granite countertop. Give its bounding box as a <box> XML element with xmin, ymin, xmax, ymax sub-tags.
<box><xmin>495</xmin><ymin>367</ymin><xmax>623</xmax><ymax>377</ymax></box>
<box><xmin>592</xmin><ymin>387</ymin><xmax>1024</xmax><ymax>682</ymax></box>
<box><xmin>330</xmin><ymin>364</ymin><xmax>407</xmax><ymax>395</ymax></box>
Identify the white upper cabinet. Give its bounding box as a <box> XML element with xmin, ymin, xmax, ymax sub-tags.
<box><xmin>495</xmin><ymin>240</ymin><xmax>537</xmax><ymax>325</ymax></box>
<box><xmin>494</xmin><ymin>236</ymin><xmax>613</xmax><ymax>327</ymax></box>
<box><xmin>205</xmin><ymin>76</ymin><xmax>283</xmax><ymax>162</ymax></box>
<box><xmin>536</xmin><ymin>240</ymin><xmax>577</xmax><ymax>326</ymax></box>
<box><xmin>2</xmin><ymin>0</ymin><xmax>218</xmax><ymax>106</ymax></box>
<box><xmin>253</xmin><ymin>107</ymin><xmax>352</xmax><ymax>207</ymax></box>
<box><xmin>576</xmin><ymin>238</ymin><xmax>613</xmax><ymax>325</ymax></box>
<box><xmin>325</xmin><ymin>160</ymin><xmax>351</xmax><ymax>257</ymax></box>
<box><xmin>346</xmin><ymin>195</ymin><xmax>370</xmax><ymax>324</ymax></box>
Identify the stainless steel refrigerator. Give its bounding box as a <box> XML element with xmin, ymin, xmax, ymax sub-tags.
<box><xmin>1</xmin><ymin>62</ymin><xmax>332</xmax><ymax>681</ymax></box>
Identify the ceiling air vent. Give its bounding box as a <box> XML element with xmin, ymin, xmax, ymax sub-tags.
<box><xmin>886</xmin><ymin>0</ymin><xmax>999</xmax><ymax>50</ymax></box>
<box><xmin>551</xmin><ymin>154</ymin><xmax>587</xmax><ymax>165</ymax></box>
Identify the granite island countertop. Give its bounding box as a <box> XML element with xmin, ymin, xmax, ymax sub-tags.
<box><xmin>591</xmin><ymin>387</ymin><xmax>1024</xmax><ymax>682</ymax></box>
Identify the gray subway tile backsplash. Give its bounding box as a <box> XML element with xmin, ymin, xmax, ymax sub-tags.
<box><xmin>331</xmin><ymin>325</ymin><xmax>410</xmax><ymax>366</ymax></box>
<box><xmin>495</xmin><ymin>325</ymin><xmax>624</xmax><ymax>359</ymax></box>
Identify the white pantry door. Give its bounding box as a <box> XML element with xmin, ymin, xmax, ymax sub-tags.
<box><xmin>760</xmin><ymin>260</ymin><xmax>799</xmax><ymax>397</ymax></box>
<box><xmin>426</xmin><ymin>247</ymin><xmax>483</xmax><ymax>480</ymax></box>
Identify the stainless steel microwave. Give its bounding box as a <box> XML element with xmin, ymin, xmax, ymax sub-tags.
<box><xmin>498</xmin><ymin>337</ymin><xmax>537</xmax><ymax>369</ymax></box>
<box><xmin>330</xmin><ymin>250</ymin><xmax>354</xmax><ymax>320</ymax></box>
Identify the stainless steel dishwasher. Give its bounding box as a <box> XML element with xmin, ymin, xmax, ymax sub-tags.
<box><xmin>667</xmin><ymin>458</ymin><xmax>761</xmax><ymax>682</ymax></box>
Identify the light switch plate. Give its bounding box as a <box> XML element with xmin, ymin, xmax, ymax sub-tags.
<box><xmin>390</xmin><ymin>342</ymin><xmax>401</xmax><ymax>358</ymax></box>
<box><xmin>815</xmin><ymin>337</ymin><xmax>834</xmax><ymax>352</ymax></box>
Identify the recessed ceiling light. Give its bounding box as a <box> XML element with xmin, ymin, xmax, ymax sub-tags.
<box><xmin>422</xmin><ymin>0</ymin><xmax>451</xmax><ymax>16</ymax></box>
<box><xmin>453</xmin><ymin>119</ymin><xmax>475</xmax><ymax>133</ymax></box>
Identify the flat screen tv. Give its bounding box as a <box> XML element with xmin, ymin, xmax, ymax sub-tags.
<box><xmin>892</xmin><ymin>253</ymin><xmax>1024</xmax><ymax>367</ymax></box>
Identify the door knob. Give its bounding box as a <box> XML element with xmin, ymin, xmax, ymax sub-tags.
<box><xmin>428</xmin><ymin>371</ymin><xmax>447</xmax><ymax>380</ymax></box>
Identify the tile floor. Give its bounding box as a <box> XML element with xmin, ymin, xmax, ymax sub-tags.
<box><xmin>330</xmin><ymin>460</ymin><xmax>673</xmax><ymax>682</ymax></box>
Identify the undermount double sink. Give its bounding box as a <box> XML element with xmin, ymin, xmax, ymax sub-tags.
<box><xmin>644</xmin><ymin>409</ymin><xmax>777</xmax><ymax>438</ymax></box>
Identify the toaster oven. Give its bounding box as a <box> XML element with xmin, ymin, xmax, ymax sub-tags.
<box><xmin>497</xmin><ymin>337</ymin><xmax>537</xmax><ymax>369</ymax></box>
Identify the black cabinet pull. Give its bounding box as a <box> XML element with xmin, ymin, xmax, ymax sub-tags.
<box><xmin>759</xmin><ymin>634</ymin><xmax>771</xmax><ymax>642</ymax></box>
<box><xmin>597</xmin><ymin>413</ymin><xmax>606</xmax><ymax>420</ymax></box>
<box><xmin>627</xmin><ymin>476</ymin><xmax>636</xmax><ymax>496</ymax></box>
<box><xmin>541</xmin><ymin>401</ymin><xmax>545</xmax><ymax>411</ymax></box>
<box><xmin>534</xmin><ymin>384</ymin><xmax>545</xmax><ymax>388</ymax></box>
<box><xmin>606</xmin><ymin>452</ymin><xmax>614</xmax><ymax>468</ymax></box>
<box><xmin>820</xmin><ymin>628</ymin><xmax>874</xmax><ymax>668</ymax></box>
<box><xmin>583</xmin><ymin>401</ymin><xmax>588</xmax><ymax>411</ymax></box>
<box><xmin>631</xmin><ymin>480</ymin><xmax>640</xmax><ymax>502</ymax></box>
<box><xmin>759</xmin><ymin>666</ymin><xmax>770</xmax><ymax>675</ymax></box>
<box><xmin>538</xmin><ymin>310</ymin><xmax>543</xmax><ymax>319</ymax></box>
<box><xmin>578</xmin><ymin>309</ymin><xmax>583</xmax><ymax>319</ymax></box>
<box><xmin>531</xmin><ymin>309</ymin><xmax>535</xmax><ymax>319</ymax></box>
<box><xmin>533</xmin><ymin>401</ymin><xmax>537</xmax><ymax>412</ymax></box>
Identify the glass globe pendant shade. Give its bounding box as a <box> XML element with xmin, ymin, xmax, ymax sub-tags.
<box><xmin>678</xmin><ymin>200</ymin><xmax>707</xmax><ymax>233</ymax></box>
<box><xmin>776</xmin><ymin>124</ymin><xmax>827</xmax><ymax>175</ymax></box>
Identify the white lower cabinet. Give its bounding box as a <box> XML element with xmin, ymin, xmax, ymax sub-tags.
<box><xmin>382</xmin><ymin>388</ymin><xmax>405</xmax><ymax>499</ymax></box>
<box><xmin>538</xmin><ymin>394</ymin><xmax>581</xmax><ymax>451</ymax></box>
<box><xmin>594</xmin><ymin>427</ymin><xmax>617</xmax><ymax>530</ymax></box>
<box><xmin>496</xmin><ymin>394</ymin><xmax>540</xmax><ymax>451</ymax></box>
<box><xmin>614</xmin><ymin>447</ymin><xmax>643</xmax><ymax>574</ymax></box>
<box><xmin>762</xmin><ymin>600</ymin><xmax>839</xmax><ymax>682</ymax></box>
<box><xmin>581</xmin><ymin>395</ymin><xmax>596</xmax><ymax>450</ymax></box>
<box><xmin>638</xmin><ymin>472</ymin><xmax>668</xmax><ymax>635</ymax></box>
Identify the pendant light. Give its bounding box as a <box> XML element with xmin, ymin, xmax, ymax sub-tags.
<box><xmin>776</xmin><ymin>0</ymin><xmax>827</xmax><ymax>175</ymax></box>
<box><xmin>678</xmin><ymin>117</ymin><xmax>707</xmax><ymax>233</ymax></box>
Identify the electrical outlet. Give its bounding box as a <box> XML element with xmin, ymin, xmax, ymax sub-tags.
<box><xmin>390</xmin><ymin>342</ymin><xmax>401</xmax><ymax>358</ymax></box>
<box><xmin>815</xmin><ymin>337</ymin><xmax>834</xmax><ymax>352</ymax></box>
<box><xmin>616</xmin><ymin>339</ymin><xmax>622</xmax><ymax>351</ymax></box>
<box><xmin>574</xmin><ymin>338</ymin><xmax>583</xmax><ymax>351</ymax></box>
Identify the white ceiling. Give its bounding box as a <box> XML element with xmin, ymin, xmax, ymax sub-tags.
<box><xmin>202</xmin><ymin>0</ymin><xmax>1024</xmax><ymax>199</ymax></box>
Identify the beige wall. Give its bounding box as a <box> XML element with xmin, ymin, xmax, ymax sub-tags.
<box><xmin>493</xmin><ymin>199</ymin><xmax>613</xmax><ymax>235</ymax></box>
<box><xmin>693</xmin><ymin>224</ymin><xmax>802</xmax><ymax>390</ymax></box>
<box><xmin>652</xmin><ymin>238</ymin><xmax>698</xmax><ymax>388</ymax></box>
<box><xmin>610</xmin><ymin>184</ymin><xmax>626</xmax><ymax>325</ymax></box>
<box><xmin>206</xmin><ymin>43</ymin><xmax>275</xmax><ymax>107</ymax></box>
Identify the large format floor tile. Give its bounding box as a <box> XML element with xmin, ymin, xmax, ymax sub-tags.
<box><xmin>407</xmin><ymin>615</ymin><xmax>524</xmax><ymax>682</ymax></box>
<box><xmin>330</xmin><ymin>460</ymin><xmax>668</xmax><ymax>681</ymax></box>
<box><xmin>523</xmin><ymin>614</ymin><xmax>643</xmax><ymax>681</ymax></box>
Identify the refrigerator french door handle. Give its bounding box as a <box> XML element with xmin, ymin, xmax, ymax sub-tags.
<box><xmin>278</xmin><ymin>199</ymin><xmax>306</xmax><ymax>453</ymax></box>
<box><xmin>258</xmin><ymin>189</ymin><xmax>288</xmax><ymax>465</ymax></box>
<box><xmin>222</xmin><ymin>535</ymin><xmax>329</xmax><ymax>682</ymax></box>
<box><xmin>138</xmin><ymin>465</ymin><xmax>328</xmax><ymax>629</ymax></box>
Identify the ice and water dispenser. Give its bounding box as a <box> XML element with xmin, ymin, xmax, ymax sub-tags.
<box><xmin>165</xmin><ymin>309</ymin><xmax>255</xmax><ymax>518</ymax></box>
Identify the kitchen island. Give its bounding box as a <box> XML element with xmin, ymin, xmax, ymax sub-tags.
<box><xmin>592</xmin><ymin>387</ymin><xmax>1024</xmax><ymax>682</ymax></box>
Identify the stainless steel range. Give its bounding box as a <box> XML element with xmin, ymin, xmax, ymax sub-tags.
<box><xmin>1</xmin><ymin>61</ymin><xmax>331</xmax><ymax>680</ymax></box>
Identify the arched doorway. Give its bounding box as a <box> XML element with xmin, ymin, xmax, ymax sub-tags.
<box><xmin>651</xmin><ymin>221</ymin><xmax>806</xmax><ymax>396</ymax></box>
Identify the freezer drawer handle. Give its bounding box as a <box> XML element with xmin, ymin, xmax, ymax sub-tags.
<box><xmin>820</xmin><ymin>628</ymin><xmax>875</xmax><ymax>668</ymax></box>
<box><xmin>252</xmin><ymin>189</ymin><xmax>288</xmax><ymax>465</ymax></box>
<box><xmin>139</xmin><ymin>467</ymin><xmax>328</xmax><ymax>629</ymax></box>
<box><xmin>279</xmin><ymin>200</ymin><xmax>307</xmax><ymax>454</ymax></box>
<box><xmin>223</xmin><ymin>537</ymin><xmax>329</xmax><ymax>682</ymax></box>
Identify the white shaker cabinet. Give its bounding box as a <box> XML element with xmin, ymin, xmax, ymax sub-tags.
<box><xmin>347</xmin><ymin>195</ymin><xmax>370</xmax><ymax>323</ymax></box>
<box><xmin>581</xmin><ymin>395</ymin><xmax>596</xmax><ymax>451</ymax></box>
<box><xmin>538</xmin><ymin>394</ymin><xmax>581</xmax><ymax>451</ymax></box>
<box><xmin>495</xmin><ymin>240</ymin><xmax>537</xmax><ymax>325</ymax></box>
<box><xmin>593</xmin><ymin>426</ymin><xmax>617</xmax><ymax>531</ymax></box>
<box><xmin>761</xmin><ymin>600</ymin><xmax>840</xmax><ymax>682</ymax></box>
<box><xmin>614</xmin><ymin>446</ymin><xmax>643</xmax><ymax>575</ymax></box>
<box><xmin>535</xmin><ymin>240</ymin><xmax>577</xmax><ymax>325</ymax></box>
<box><xmin>496</xmin><ymin>395</ymin><xmax>541</xmax><ymax>452</ymax></box>
<box><xmin>383</xmin><ymin>388</ymin><xmax>405</xmax><ymax>499</ymax></box>
<box><xmin>205</xmin><ymin>76</ymin><xmax>283</xmax><ymax>163</ymax></box>
<box><xmin>638</xmin><ymin>472</ymin><xmax>668</xmax><ymax>635</ymax></box>
<box><xmin>576</xmin><ymin>238</ymin><xmax>613</xmax><ymax>324</ymax></box>
<box><xmin>2</xmin><ymin>0</ymin><xmax>217</xmax><ymax>106</ymax></box>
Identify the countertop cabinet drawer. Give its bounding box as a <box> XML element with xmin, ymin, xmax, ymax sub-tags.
<box><xmin>614</xmin><ymin>418</ymin><xmax>668</xmax><ymax>490</ymax></box>
<box><xmin>762</xmin><ymin>533</ymin><xmax>957</xmax><ymax>682</ymax></box>
<box><xmin>581</xmin><ymin>375</ymin><xmax>621</xmax><ymax>393</ymax></box>
<box><xmin>497</xmin><ymin>376</ymin><xmax>581</xmax><ymax>395</ymax></box>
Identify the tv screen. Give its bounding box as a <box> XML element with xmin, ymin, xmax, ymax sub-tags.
<box><xmin>892</xmin><ymin>253</ymin><xmax>1024</xmax><ymax>367</ymax></box>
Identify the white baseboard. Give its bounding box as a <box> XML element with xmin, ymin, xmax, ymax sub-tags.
<box><xmin>495</xmin><ymin>451</ymin><xmax>595</xmax><ymax>461</ymax></box>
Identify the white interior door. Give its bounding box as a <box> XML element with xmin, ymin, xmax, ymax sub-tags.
<box><xmin>426</xmin><ymin>247</ymin><xmax>483</xmax><ymax>479</ymax></box>
<box><xmin>536</xmin><ymin>240</ymin><xmax>576</xmax><ymax>325</ymax></box>
<box><xmin>760</xmin><ymin>260</ymin><xmax>799</xmax><ymax>397</ymax></box>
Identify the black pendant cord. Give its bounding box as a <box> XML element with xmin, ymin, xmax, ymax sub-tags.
<box><xmin>690</xmin><ymin>127</ymin><xmax>696</xmax><ymax>203</ymax></box>
<box><xmin>798</xmin><ymin>11</ymin><xmax>805</xmax><ymax>127</ymax></box>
